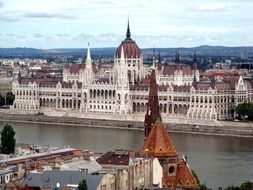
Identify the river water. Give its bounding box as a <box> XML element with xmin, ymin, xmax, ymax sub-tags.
<box><xmin>0</xmin><ymin>121</ymin><xmax>253</xmax><ymax>189</ymax></box>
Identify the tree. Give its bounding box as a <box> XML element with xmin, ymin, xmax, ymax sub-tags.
<box><xmin>0</xmin><ymin>123</ymin><xmax>16</xmax><ymax>154</ymax></box>
<box><xmin>236</xmin><ymin>102</ymin><xmax>253</xmax><ymax>121</ymax></box>
<box><xmin>0</xmin><ymin>95</ymin><xmax>4</xmax><ymax>106</ymax></box>
<box><xmin>240</xmin><ymin>181</ymin><xmax>252</xmax><ymax>190</ymax></box>
<box><xmin>218</xmin><ymin>181</ymin><xmax>252</xmax><ymax>190</ymax></box>
<box><xmin>78</xmin><ymin>179</ymin><xmax>87</xmax><ymax>190</ymax></box>
<box><xmin>6</xmin><ymin>92</ymin><xmax>15</xmax><ymax>105</ymax></box>
<box><xmin>191</xmin><ymin>170</ymin><xmax>207</xmax><ymax>190</ymax></box>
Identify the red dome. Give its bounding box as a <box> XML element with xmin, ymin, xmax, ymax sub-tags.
<box><xmin>115</xmin><ymin>21</ymin><xmax>141</xmax><ymax>59</ymax></box>
<box><xmin>116</xmin><ymin>39</ymin><xmax>141</xmax><ymax>59</ymax></box>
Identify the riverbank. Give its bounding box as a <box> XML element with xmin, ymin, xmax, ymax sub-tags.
<box><xmin>0</xmin><ymin>113</ymin><xmax>253</xmax><ymax>138</ymax></box>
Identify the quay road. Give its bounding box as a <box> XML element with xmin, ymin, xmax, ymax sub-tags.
<box><xmin>0</xmin><ymin>112</ymin><xmax>253</xmax><ymax>138</ymax></box>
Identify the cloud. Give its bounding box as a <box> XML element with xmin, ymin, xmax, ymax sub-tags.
<box><xmin>197</xmin><ymin>3</ymin><xmax>234</xmax><ymax>11</ymax></box>
<box><xmin>0</xmin><ymin>14</ymin><xmax>19</xmax><ymax>22</ymax></box>
<box><xmin>33</xmin><ymin>33</ymin><xmax>44</xmax><ymax>38</ymax></box>
<box><xmin>24</xmin><ymin>12</ymin><xmax>77</xmax><ymax>19</ymax></box>
<box><xmin>0</xmin><ymin>1</ymin><xmax>3</xmax><ymax>8</ymax></box>
<box><xmin>5</xmin><ymin>33</ymin><xmax>27</xmax><ymax>40</ymax></box>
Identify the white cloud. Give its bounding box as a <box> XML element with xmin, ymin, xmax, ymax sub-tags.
<box><xmin>0</xmin><ymin>0</ymin><xmax>252</xmax><ymax>48</ymax></box>
<box><xmin>24</xmin><ymin>12</ymin><xmax>77</xmax><ymax>19</ymax></box>
<box><xmin>0</xmin><ymin>13</ymin><xmax>19</xmax><ymax>22</ymax></box>
<box><xmin>197</xmin><ymin>2</ymin><xmax>234</xmax><ymax>11</ymax></box>
<box><xmin>0</xmin><ymin>1</ymin><xmax>3</xmax><ymax>8</ymax></box>
<box><xmin>33</xmin><ymin>33</ymin><xmax>44</xmax><ymax>38</ymax></box>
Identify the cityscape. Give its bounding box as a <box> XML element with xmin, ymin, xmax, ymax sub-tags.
<box><xmin>0</xmin><ymin>0</ymin><xmax>253</xmax><ymax>189</ymax></box>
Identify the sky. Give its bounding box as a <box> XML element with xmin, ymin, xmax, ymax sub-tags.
<box><xmin>0</xmin><ymin>0</ymin><xmax>253</xmax><ymax>48</ymax></box>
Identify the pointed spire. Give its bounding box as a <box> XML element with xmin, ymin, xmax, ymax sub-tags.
<box><xmin>158</xmin><ymin>51</ymin><xmax>161</xmax><ymax>63</ymax></box>
<box><xmin>192</xmin><ymin>51</ymin><xmax>197</xmax><ymax>70</ymax></box>
<box><xmin>126</xmin><ymin>17</ymin><xmax>131</xmax><ymax>39</ymax></box>
<box><xmin>210</xmin><ymin>77</ymin><xmax>216</xmax><ymax>89</ymax></box>
<box><xmin>175</xmin><ymin>51</ymin><xmax>181</xmax><ymax>71</ymax></box>
<box><xmin>175</xmin><ymin>51</ymin><xmax>180</xmax><ymax>64</ymax></box>
<box><xmin>193</xmin><ymin>51</ymin><xmax>197</xmax><ymax>63</ymax></box>
<box><xmin>144</xmin><ymin>69</ymin><xmax>160</xmax><ymax>140</ymax></box>
<box><xmin>87</xmin><ymin>42</ymin><xmax>91</xmax><ymax>60</ymax></box>
<box><xmin>152</xmin><ymin>49</ymin><xmax>156</xmax><ymax>69</ymax></box>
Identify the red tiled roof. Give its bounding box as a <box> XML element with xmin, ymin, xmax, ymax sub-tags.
<box><xmin>96</xmin><ymin>151</ymin><xmax>133</xmax><ymax>167</ymax></box>
<box><xmin>224</xmin><ymin>76</ymin><xmax>240</xmax><ymax>90</ymax></box>
<box><xmin>141</xmin><ymin>118</ymin><xmax>178</xmax><ymax>158</ymax></box>
<box><xmin>160</xmin><ymin>64</ymin><xmax>193</xmax><ymax>76</ymax></box>
<box><xmin>164</xmin><ymin>159</ymin><xmax>199</xmax><ymax>188</ymax></box>
<box><xmin>69</xmin><ymin>64</ymin><xmax>85</xmax><ymax>74</ymax></box>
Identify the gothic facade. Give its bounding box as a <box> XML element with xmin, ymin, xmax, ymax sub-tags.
<box><xmin>12</xmin><ymin>23</ymin><xmax>253</xmax><ymax>121</ymax></box>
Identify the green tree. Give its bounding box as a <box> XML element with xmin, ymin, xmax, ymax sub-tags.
<box><xmin>191</xmin><ymin>170</ymin><xmax>200</xmax><ymax>185</ymax></box>
<box><xmin>191</xmin><ymin>170</ymin><xmax>207</xmax><ymax>190</ymax></box>
<box><xmin>0</xmin><ymin>95</ymin><xmax>4</xmax><ymax>106</ymax></box>
<box><xmin>236</xmin><ymin>102</ymin><xmax>253</xmax><ymax>120</ymax></box>
<box><xmin>6</xmin><ymin>92</ymin><xmax>15</xmax><ymax>105</ymax></box>
<box><xmin>219</xmin><ymin>181</ymin><xmax>252</xmax><ymax>190</ymax></box>
<box><xmin>0</xmin><ymin>123</ymin><xmax>16</xmax><ymax>154</ymax></box>
<box><xmin>78</xmin><ymin>179</ymin><xmax>87</xmax><ymax>190</ymax></box>
<box><xmin>240</xmin><ymin>181</ymin><xmax>252</xmax><ymax>190</ymax></box>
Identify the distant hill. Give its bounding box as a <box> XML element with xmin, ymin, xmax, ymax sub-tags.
<box><xmin>0</xmin><ymin>46</ymin><xmax>253</xmax><ymax>58</ymax></box>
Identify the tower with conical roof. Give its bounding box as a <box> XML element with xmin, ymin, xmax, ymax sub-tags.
<box><xmin>141</xmin><ymin>69</ymin><xmax>199</xmax><ymax>189</ymax></box>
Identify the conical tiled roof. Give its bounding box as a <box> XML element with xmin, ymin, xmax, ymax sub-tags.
<box><xmin>141</xmin><ymin>117</ymin><xmax>178</xmax><ymax>158</ymax></box>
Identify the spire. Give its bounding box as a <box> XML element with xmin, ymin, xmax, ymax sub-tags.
<box><xmin>192</xmin><ymin>51</ymin><xmax>197</xmax><ymax>70</ymax></box>
<box><xmin>144</xmin><ymin>69</ymin><xmax>160</xmax><ymax>140</ymax></box>
<box><xmin>126</xmin><ymin>18</ymin><xmax>131</xmax><ymax>39</ymax></box>
<box><xmin>158</xmin><ymin>51</ymin><xmax>161</xmax><ymax>63</ymax></box>
<box><xmin>87</xmin><ymin>42</ymin><xmax>91</xmax><ymax>60</ymax></box>
<box><xmin>210</xmin><ymin>77</ymin><xmax>216</xmax><ymax>89</ymax></box>
<box><xmin>85</xmin><ymin>43</ymin><xmax>92</xmax><ymax>71</ymax></box>
<box><xmin>175</xmin><ymin>51</ymin><xmax>180</xmax><ymax>64</ymax></box>
<box><xmin>152</xmin><ymin>49</ymin><xmax>156</xmax><ymax>69</ymax></box>
<box><xmin>175</xmin><ymin>51</ymin><xmax>181</xmax><ymax>71</ymax></box>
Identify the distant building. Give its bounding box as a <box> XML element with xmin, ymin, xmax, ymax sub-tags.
<box><xmin>12</xmin><ymin>21</ymin><xmax>253</xmax><ymax>121</ymax></box>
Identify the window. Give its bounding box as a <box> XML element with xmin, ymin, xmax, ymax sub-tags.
<box><xmin>169</xmin><ymin>166</ymin><xmax>174</xmax><ymax>174</ymax></box>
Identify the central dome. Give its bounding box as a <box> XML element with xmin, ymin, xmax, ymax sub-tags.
<box><xmin>115</xmin><ymin>21</ymin><xmax>141</xmax><ymax>59</ymax></box>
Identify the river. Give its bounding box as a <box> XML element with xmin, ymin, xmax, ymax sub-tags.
<box><xmin>0</xmin><ymin>121</ymin><xmax>253</xmax><ymax>189</ymax></box>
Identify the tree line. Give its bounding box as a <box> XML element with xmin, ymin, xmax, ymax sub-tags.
<box><xmin>0</xmin><ymin>92</ymin><xmax>15</xmax><ymax>106</ymax></box>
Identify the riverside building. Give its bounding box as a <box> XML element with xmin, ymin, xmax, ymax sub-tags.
<box><xmin>12</xmin><ymin>22</ymin><xmax>253</xmax><ymax>123</ymax></box>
